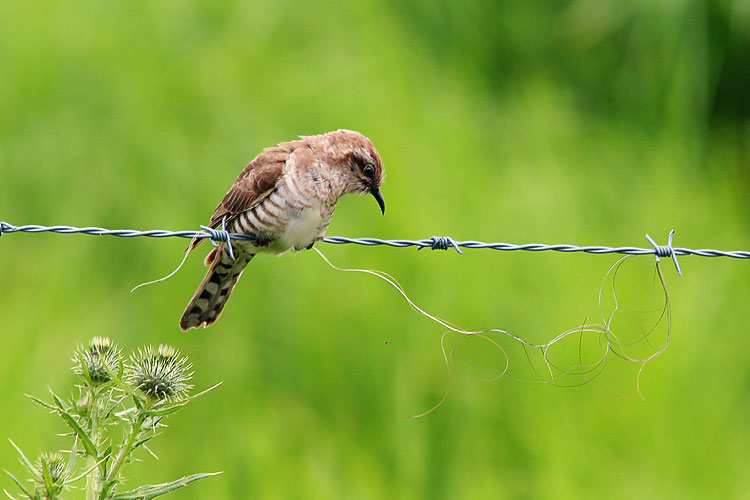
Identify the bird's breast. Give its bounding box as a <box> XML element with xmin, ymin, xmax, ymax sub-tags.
<box><xmin>278</xmin><ymin>200</ymin><xmax>325</xmax><ymax>250</ymax></box>
<box><xmin>233</xmin><ymin>184</ymin><xmax>330</xmax><ymax>254</ymax></box>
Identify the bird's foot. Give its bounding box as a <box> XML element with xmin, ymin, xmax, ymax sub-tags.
<box><xmin>253</xmin><ymin>235</ymin><xmax>272</xmax><ymax>247</ymax></box>
<box><xmin>306</xmin><ymin>236</ymin><xmax>325</xmax><ymax>250</ymax></box>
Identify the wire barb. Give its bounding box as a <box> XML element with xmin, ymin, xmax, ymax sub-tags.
<box><xmin>645</xmin><ymin>230</ymin><xmax>682</xmax><ymax>276</ymax></box>
<box><xmin>418</xmin><ymin>236</ymin><xmax>463</xmax><ymax>254</ymax></box>
<box><xmin>200</xmin><ymin>217</ymin><xmax>235</xmax><ymax>260</ymax></box>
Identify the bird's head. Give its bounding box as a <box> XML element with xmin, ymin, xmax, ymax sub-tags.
<box><xmin>314</xmin><ymin>129</ymin><xmax>386</xmax><ymax>214</ymax></box>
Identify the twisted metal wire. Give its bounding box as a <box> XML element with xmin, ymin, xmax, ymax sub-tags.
<box><xmin>2</xmin><ymin>222</ymin><xmax>749</xmax><ymax>276</ymax></box>
<box><xmin>0</xmin><ymin>221</ymin><xmax>253</xmax><ymax>242</ymax></box>
<box><xmin>322</xmin><ymin>235</ymin><xmax>750</xmax><ymax>259</ymax></box>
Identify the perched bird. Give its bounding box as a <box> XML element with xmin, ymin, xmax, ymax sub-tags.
<box><xmin>180</xmin><ymin>129</ymin><xmax>386</xmax><ymax>330</ymax></box>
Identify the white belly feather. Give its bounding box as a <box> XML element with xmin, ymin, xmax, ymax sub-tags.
<box><xmin>280</xmin><ymin>201</ymin><xmax>324</xmax><ymax>251</ymax></box>
<box><xmin>233</xmin><ymin>177</ymin><xmax>330</xmax><ymax>255</ymax></box>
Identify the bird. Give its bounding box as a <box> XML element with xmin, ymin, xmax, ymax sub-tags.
<box><xmin>179</xmin><ymin>129</ymin><xmax>386</xmax><ymax>330</ymax></box>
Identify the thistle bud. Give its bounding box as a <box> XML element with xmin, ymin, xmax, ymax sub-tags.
<box><xmin>36</xmin><ymin>451</ymin><xmax>69</xmax><ymax>486</ymax></box>
<box><xmin>127</xmin><ymin>345</ymin><xmax>193</xmax><ymax>400</ymax></box>
<box><xmin>72</xmin><ymin>337</ymin><xmax>122</xmax><ymax>385</ymax></box>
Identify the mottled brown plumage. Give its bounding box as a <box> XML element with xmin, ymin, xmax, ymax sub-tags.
<box><xmin>180</xmin><ymin>129</ymin><xmax>385</xmax><ymax>330</ymax></box>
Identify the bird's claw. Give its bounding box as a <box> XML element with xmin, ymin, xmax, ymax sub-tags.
<box><xmin>253</xmin><ymin>236</ymin><xmax>272</xmax><ymax>247</ymax></box>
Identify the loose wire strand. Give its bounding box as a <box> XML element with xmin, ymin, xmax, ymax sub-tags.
<box><xmin>313</xmin><ymin>248</ymin><xmax>671</xmax><ymax>415</ymax></box>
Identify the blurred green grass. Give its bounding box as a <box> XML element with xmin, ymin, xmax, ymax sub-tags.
<box><xmin>1</xmin><ymin>0</ymin><xmax>749</xmax><ymax>498</ymax></box>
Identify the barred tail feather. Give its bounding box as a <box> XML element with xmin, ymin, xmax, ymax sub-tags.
<box><xmin>180</xmin><ymin>246</ymin><xmax>253</xmax><ymax>330</ymax></box>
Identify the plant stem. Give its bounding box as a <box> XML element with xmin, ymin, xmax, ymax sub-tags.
<box><xmin>100</xmin><ymin>411</ymin><xmax>145</xmax><ymax>499</ymax></box>
<box><xmin>85</xmin><ymin>386</ymin><xmax>99</xmax><ymax>500</ymax></box>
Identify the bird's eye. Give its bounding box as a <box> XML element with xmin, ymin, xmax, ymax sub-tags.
<box><xmin>363</xmin><ymin>163</ymin><xmax>375</xmax><ymax>178</ymax></box>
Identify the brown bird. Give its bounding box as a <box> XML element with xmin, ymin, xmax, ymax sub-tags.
<box><xmin>180</xmin><ymin>129</ymin><xmax>386</xmax><ymax>330</ymax></box>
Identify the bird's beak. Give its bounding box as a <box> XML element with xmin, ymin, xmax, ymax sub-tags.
<box><xmin>371</xmin><ymin>188</ymin><xmax>386</xmax><ymax>215</ymax></box>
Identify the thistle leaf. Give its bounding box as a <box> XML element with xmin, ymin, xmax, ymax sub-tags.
<box><xmin>67</xmin><ymin>456</ymin><xmax>108</xmax><ymax>484</ymax></box>
<box><xmin>47</xmin><ymin>389</ymin><xmax>68</xmax><ymax>412</ymax></box>
<box><xmin>50</xmin><ymin>399</ymin><xmax>98</xmax><ymax>457</ymax></box>
<box><xmin>132</xmin><ymin>435</ymin><xmax>155</xmax><ymax>450</ymax></box>
<box><xmin>40</xmin><ymin>457</ymin><xmax>54</xmax><ymax>493</ymax></box>
<box><xmin>78</xmin><ymin>356</ymin><xmax>91</xmax><ymax>381</ymax></box>
<box><xmin>24</xmin><ymin>394</ymin><xmax>56</xmax><ymax>411</ymax></box>
<box><xmin>64</xmin><ymin>436</ymin><xmax>79</xmax><ymax>477</ymax></box>
<box><xmin>140</xmin><ymin>402</ymin><xmax>187</xmax><ymax>417</ymax></box>
<box><xmin>104</xmin><ymin>360</ymin><xmax>134</xmax><ymax>397</ymax></box>
<box><xmin>185</xmin><ymin>382</ymin><xmax>222</xmax><ymax>401</ymax></box>
<box><xmin>3</xmin><ymin>489</ymin><xmax>23</xmax><ymax>500</ymax></box>
<box><xmin>4</xmin><ymin>470</ymin><xmax>33</xmax><ymax>498</ymax></box>
<box><xmin>8</xmin><ymin>440</ymin><xmax>38</xmax><ymax>477</ymax></box>
<box><xmin>110</xmin><ymin>472</ymin><xmax>222</xmax><ymax>499</ymax></box>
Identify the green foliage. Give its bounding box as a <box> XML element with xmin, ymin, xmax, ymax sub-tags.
<box><xmin>0</xmin><ymin>1</ymin><xmax>749</xmax><ymax>499</ymax></box>
<box><xmin>5</xmin><ymin>339</ymin><xmax>219</xmax><ymax>500</ymax></box>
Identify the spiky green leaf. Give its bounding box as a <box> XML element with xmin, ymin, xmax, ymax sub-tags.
<box><xmin>48</xmin><ymin>390</ymin><xmax>68</xmax><ymax>412</ymax></box>
<box><xmin>4</xmin><ymin>470</ymin><xmax>33</xmax><ymax>498</ymax></box>
<box><xmin>104</xmin><ymin>361</ymin><xmax>134</xmax><ymax>397</ymax></box>
<box><xmin>40</xmin><ymin>457</ymin><xmax>54</xmax><ymax>493</ymax></box>
<box><xmin>24</xmin><ymin>394</ymin><xmax>56</xmax><ymax>411</ymax></box>
<box><xmin>140</xmin><ymin>402</ymin><xmax>187</xmax><ymax>417</ymax></box>
<box><xmin>67</xmin><ymin>456</ymin><xmax>107</xmax><ymax>484</ymax></box>
<box><xmin>111</xmin><ymin>472</ymin><xmax>221</xmax><ymax>499</ymax></box>
<box><xmin>50</xmin><ymin>399</ymin><xmax>98</xmax><ymax>457</ymax></box>
<box><xmin>64</xmin><ymin>436</ymin><xmax>79</xmax><ymax>477</ymax></box>
<box><xmin>3</xmin><ymin>488</ymin><xmax>23</xmax><ymax>500</ymax></box>
<box><xmin>8</xmin><ymin>440</ymin><xmax>38</xmax><ymax>477</ymax></box>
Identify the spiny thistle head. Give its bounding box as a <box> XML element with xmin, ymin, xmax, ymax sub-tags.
<box><xmin>128</xmin><ymin>345</ymin><xmax>193</xmax><ymax>401</ymax></box>
<box><xmin>72</xmin><ymin>336</ymin><xmax>122</xmax><ymax>385</ymax></box>
<box><xmin>35</xmin><ymin>451</ymin><xmax>69</xmax><ymax>486</ymax></box>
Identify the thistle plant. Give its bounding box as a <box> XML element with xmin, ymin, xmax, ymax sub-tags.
<box><xmin>5</xmin><ymin>337</ymin><xmax>221</xmax><ymax>500</ymax></box>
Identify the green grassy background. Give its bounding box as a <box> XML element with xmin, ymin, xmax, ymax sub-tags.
<box><xmin>1</xmin><ymin>1</ymin><xmax>749</xmax><ymax>498</ymax></box>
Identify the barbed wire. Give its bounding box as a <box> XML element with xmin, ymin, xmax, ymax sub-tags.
<box><xmin>2</xmin><ymin>221</ymin><xmax>749</xmax><ymax>276</ymax></box>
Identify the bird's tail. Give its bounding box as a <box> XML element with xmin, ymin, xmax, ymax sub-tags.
<box><xmin>179</xmin><ymin>245</ymin><xmax>253</xmax><ymax>330</ymax></box>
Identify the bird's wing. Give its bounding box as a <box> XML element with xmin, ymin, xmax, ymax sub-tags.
<box><xmin>189</xmin><ymin>147</ymin><xmax>288</xmax><ymax>251</ymax></box>
<box><xmin>208</xmin><ymin>148</ymin><xmax>288</xmax><ymax>227</ymax></box>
